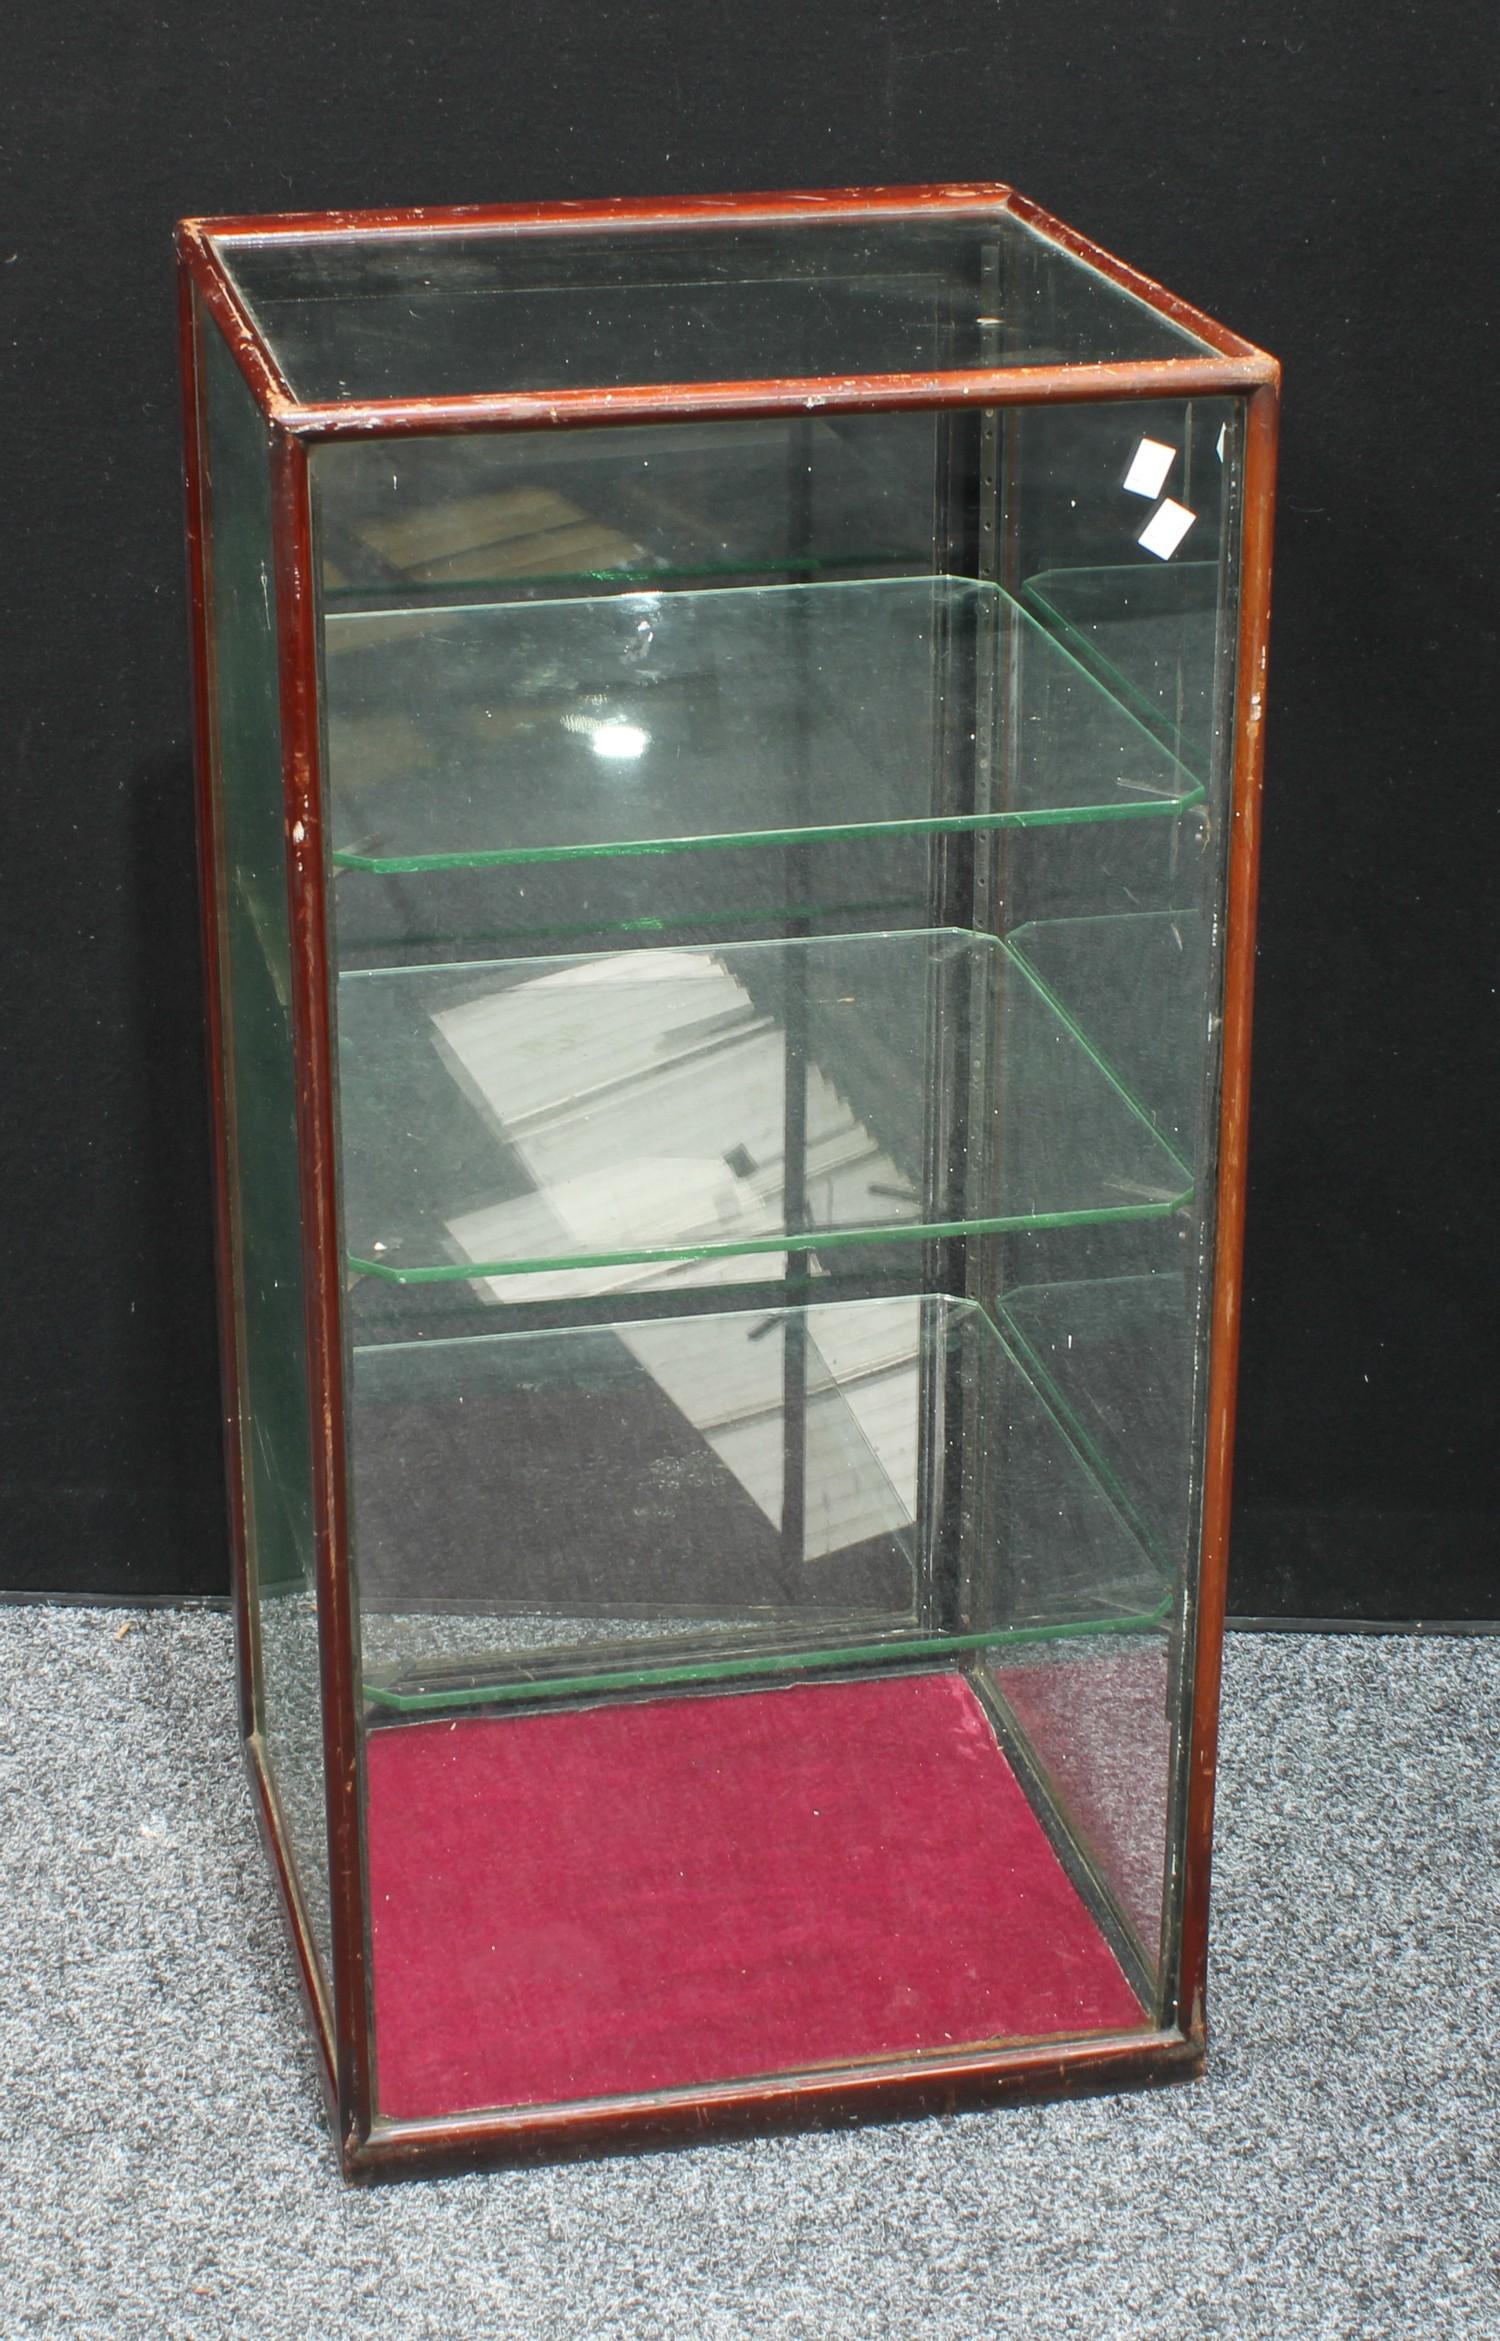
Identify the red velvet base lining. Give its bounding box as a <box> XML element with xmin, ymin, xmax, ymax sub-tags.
<box><xmin>365</xmin><ymin>1669</ymin><xmax>1143</xmax><ymax>2122</ymax></box>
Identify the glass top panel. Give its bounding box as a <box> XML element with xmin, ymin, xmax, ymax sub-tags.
<box><xmin>212</xmin><ymin>209</ymin><xmax>1213</xmax><ymax>402</ymax></box>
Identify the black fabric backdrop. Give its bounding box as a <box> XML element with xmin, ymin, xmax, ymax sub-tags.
<box><xmin>1</xmin><ymin>1</ymin><xmax>1495</xmax><ymax>1617</ymax></box>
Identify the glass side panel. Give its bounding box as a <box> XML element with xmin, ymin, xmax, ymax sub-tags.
<box><xmin>1004</xmin><ymin>911</ymin><xmax>1209</xmax><ymax>1164</ymax></box>
<box><xmin>1008</xmin><ymin>397</ymin><xmax>1239</xmax><ymax>808</ymax></box>
<box><xmin>1022</xmin><ymin>562</ymin><xmax>1222</xmax><ymax>776</ymax></box>
<box><xmin>997</xmin><ymin>1273</ymin><xmax>1198</xmax><ymax>1575</ymax></box>
<box><xmin>355</xmin><ymin>1294</ymin><xmax>1166</xmax><ymax>1714</ymax></box>
<box><xmin>986</xmin><ymin>1633</ymin><xmax>1173</xmax><ymax>1970</ymax></box>
<box><xmin>198</xmin><ymin>313</ymin><xmax>331</xmax><ymax>1991</ymax></box>
<box><xmin>971</xmin><ymin>392</ymin><xmax>1244</xmax><ymax>1984</ymax></box>
<box><xmin>322</xmin><ymin>580</ymin><xmax>1200</xmax><ymax>874</ymax></box>
<box><xmin>304</xmin><ymin>386</ymin><xmax>1252</xmax><ymax>2124</ymax></box>
<box><xmin>214</xmin><ymin>208</ymin><xmax>1212</xmax><ymax>405</ymax></box>
<box><xmin>335</xmin><ymin>930</ymin><xmax>1191</xmax><ymax>1292</ymax></box>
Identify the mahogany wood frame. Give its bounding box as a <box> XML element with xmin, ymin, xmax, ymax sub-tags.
<box><xmin>177</xmin><ymin>182</ymin><xmax>1278</xmax><ymax>2184</ymax></box>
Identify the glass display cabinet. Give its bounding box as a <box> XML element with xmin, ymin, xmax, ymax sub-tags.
<box><xmin>177</xmin><ymin>185</ymin><xmax>1277</xmax><ymax>2181</ymax></box>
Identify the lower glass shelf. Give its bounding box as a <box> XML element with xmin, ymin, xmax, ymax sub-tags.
<box><xmin>353</xmin><ymin>1292</ymin><xmax>1172</xmax><ymax>1715</ymax></box>
<box><xmin>338</xmin><ymin>926</ymin><xmax>1193</xmax><ymax>1291</ymax></box>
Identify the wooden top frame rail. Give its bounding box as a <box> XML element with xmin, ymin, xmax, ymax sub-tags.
<box><xmin>177</xmin><ymin>182</ymin><xmax>1278</xmax><ymax>442</ymax></box>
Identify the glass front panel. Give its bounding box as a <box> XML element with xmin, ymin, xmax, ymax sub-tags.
<box><xmin>198</xmin><ymin>312</ymin><xmax>331</xmax><ymax>1993</ymax></box>
<box><xmin>214</xmin><ymin>207</ymin><xmax>1213</xmax><ymax>404</ymax></box>
<box><xmin>990</xmin><ymin>391</ymin><xmax>1241</xmax><ymax>1967</ymax></box>
<box><xmin>311</xmin><ymin>376</ymin><xmax>1241</xmax><ymax>2123</ymax></box>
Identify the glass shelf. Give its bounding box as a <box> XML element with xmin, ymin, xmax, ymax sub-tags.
<box><xmin>336</xmin><ymin>927</ymin><xmax>1193</xmax><ymax>1289</ymax></box>
<box><xmin>354</xmin><ymin>1293</ymin><xmax>1168</xmax><ymax>1715</ymax></box>
<box><xmin>1021</xmin><ymin>563</ymin><xmax>1222</xmax><ymax>775</ymax></box>
<box><xmin>324</xmin><ymin>578</ymin><xmax>1203</xmax><ymax>874</ymax></box>
<box><xmin>1003</xmin><ymin>911</ymin><xmax>1209</xmax><ymax>1164</ymax></box>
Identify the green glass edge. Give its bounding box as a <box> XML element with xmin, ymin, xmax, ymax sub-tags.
<box><xmin>363</xmin><ymin>1608</ymin><xmax>1173</xmax><ymax>1714</ymax></box>
<box><xmin>323</xmin><ymin>551</ymin><xmax>928</xmax><ymax>605</ymax></box>
<box><xmin>347</xmin><ymin>1200</ymin><xmax>1190</xmax><ymax>1287</ymax></box>
<box><xmin>331</xmin><ymin>794</ymin><xmax>1205</xmax><ymax>876</ymax></box>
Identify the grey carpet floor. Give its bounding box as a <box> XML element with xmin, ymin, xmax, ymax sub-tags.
<box><xmin>1</xmin><ymin>1610</ymin><xmax>1496</xmax><ymax>2341</ymax></box>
